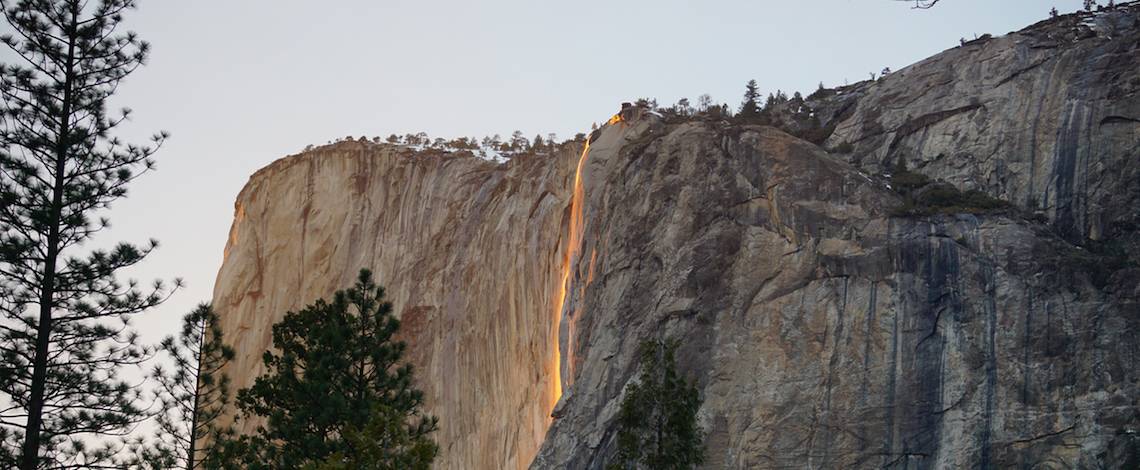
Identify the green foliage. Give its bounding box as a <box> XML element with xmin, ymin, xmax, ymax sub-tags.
<box><xmin>890</xmin><ymin>172</ymin><xmax>932</xmax><ymax>193</ymax></box>
<box><xmin>888</xmin><ymin>155</ymin><xmax>1015</xmax><ymax>216</ymax></box>
<box><xmin>807</xmin><ymin>82</ymin><xmax>833</xmax><ymax>101</ymax></box>
<box><xmin>1080</xmin><ymin>238</ymin><xmax>1132</xmax><ymax>289</ymax></box>
<box><xmin>634</xmin><ymin>98</ymin><xmax>658</xmax><ymax>111</ymax></box>
<box><xmin>829</xmin><ymin>140</ymin><xmax>854</xmax><ymax>154</ymax></box>
<box><xmin>508</xmin><ymin>130</ymin><xmax>528</xmax><ymax>152</ymax></box>
<box><xmin>127</xmin><ymin>304</ymin><xmax>235</xmax><ymax>470</ymax></box>
<box><xmin>790</xmin><ymin>124</ymin><xmax>837</xmax><ymax>146</ymax></box>
<box><xmin>301</xmin><ymin>404</ymin><xmax>436</xmax><ymax>470</ymax></box>
<box><xmin>1122</xmin><ymin>432</ymin><xmax>1140</xmax><ymax>470</ymax></box>
<box><xmin>0</xmin><ymin>1</ymin><xmax>177</xmax><ymax>469</ymax></box>
<box><xmin>729</xmin><ymin>80</ymin><xmax>841</xmax><ymax>144</ymax></box>
<box><xmin>208</xmin><ymin>269</ymin><xmax>437</xmax><ymax>470</ymax></box>
<box><xmin>763</xmin><ymin>90</ymin><xmax>788</xmax><ymax>112</ymax></box>
<box><xmin>607</xmin><ymin>338</ymin><xmax>706</xmax><ymax>470</ymax></box>
<box><xmin>659</xmin><ymin>98</ymin><xmax>695</xmax><ymax>125</ymax></box>
<box><xmin>1026</xmin><ymin>195</ymin><xmax>1040</xmax><ymax>212</ymax></box>
<box><xmin>918</xmin><ymin>187</ymin><xmax>1013</xmax><ymax>212</ymax></box>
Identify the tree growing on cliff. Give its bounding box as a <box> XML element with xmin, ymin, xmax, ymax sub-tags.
<box><xmin>738</xmin><ymin>79</ymin><xmax>761</xmax><ymax>121</ymax></box>
<box><xmin>207</xmin><ymin>269</ymin><xmax>437</xmax><ymax>470</ymax></box>
<box><xmin>606</xmin><ymin>337</ymin><xmax>706</xmax><ymax>470</ymax></box>
<box><xmin>0</xmin><ymin>1</ymin><xmax>176</xmax><ymax>469</ymax></box>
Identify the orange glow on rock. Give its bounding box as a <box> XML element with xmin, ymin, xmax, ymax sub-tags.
<box><xmin>552</xmin><ymin>113</ymin><xmax>622</xmax><ymax>414</ymax></box>
<box><xmin>223</xmin><ymin>203</ymin><xmax>245</xmax><ymax>262</ymax></box>
<box><xmin>553</xmin><ymin>133</ymin><xmax>594</xmax><ymax>404</ymax></box>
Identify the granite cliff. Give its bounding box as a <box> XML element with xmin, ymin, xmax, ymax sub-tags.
<box><xmin>826</xmin><ymin>5</ymin><xmax>1140</xmax><ymax>251</ymax></box>
<box><xmin>212</xmin><ymin>5</ymin><xmax>1140</xmax><ymax>469</ymax></box>
<box><xmin>213</xmin><ymin>141</ymin><xmax>576</xmax><ymax>470</ymax></box>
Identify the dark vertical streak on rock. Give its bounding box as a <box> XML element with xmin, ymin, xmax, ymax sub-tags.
<box><xmin>979</xmin><ymin>261</ymin><xmax>998</xmax><ymax>470</ymax></box>
<box><xmin>1024</xmin><ymin>46</ymin><xmax>1055</xmax><ymax>208</ymax></box>
<box><xmin>885</xmin><ymin>221</ymin><xmax>903</xmax><ymax>469</ymax></box>
<box><xmin>860</xmin><ymin>280</ymin><xmax>878</xmax><ymax>457</ymax></box>
<box><xmin>1018</xmin><ymin>290</ymin><xmax>1034</xmax><ymax>470</ymax></box>
<box><xmin>912</xmin><ymin>225</ymin><xmax>948</xmax><ymax>469</ymax></box>
<box><xmin>1054</xmin><ymin>100</ymin><xmax>1083</xmax><ymax>243</ymax></box>
<box><xmin>1024</xmin><ymin>291</ymin><xmax>1034</xmax><ymax>406</ymax></box>
<box><xmin>818</xmin><ymin>276</ymin><xmax>850</xmax><ymax>466</ymax></box>
<box><xmin>1053</xmin><ymin>42</ymin><xmax>1107</xmax><ymax>243</ymax></box>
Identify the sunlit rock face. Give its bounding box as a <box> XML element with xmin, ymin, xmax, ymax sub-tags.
<box><xmin>533</xmin><ymin>112</ymin><xmax>1139</xmax><ymax>469</ymax></box>
<box><xmin>212</xmin><ymin>139</ymin><xmax>578</xmax><ymax>470</ymax></box>
<box><xmin>214</xmin><ymin>7</ymin><xmax>1140</xmax><ymax>470</ymax></box>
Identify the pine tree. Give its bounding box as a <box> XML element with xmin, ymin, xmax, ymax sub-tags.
<box><xmin>675</xmin><ymin>98</ymin><xmax>692</xmax><ymax>117</ymax></box>
<box><xmin>304</xmin><ymin>404</ymin><xmax>436</xmax><ymax>470</ymax></box>
<box><xmin>509</xmin><ymin>130</ymin><xmax>527</xmax><ymax>152</ymax></box>
<box><xmin>134</xmin><ymin>304</ymin><xmax>234</xmax><ymax>470</ymax></box>
<box><xmin>209</xmin><ymin>269</ymin><xmax>437</xmax><ymax>470</ymax></box>
<box><xmin>607</xmin><ymin>338</ymin><xmax>706</xmax><ymax>470</ymax></box>
<box><xmin>0</xmin><ymin>1</ymin><xmax>175</xmax><ymax>469</ymax></box>
<box><xmin>738</xmin><ymin>79</ymin><xmax>761</xmax><ymax>120</ymax></box>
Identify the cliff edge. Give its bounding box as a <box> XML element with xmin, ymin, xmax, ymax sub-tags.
<box><xmin>212</xmin><ymin>5</ymin><xmax>1140</xmax><ymax>469</ymax></box>
<box><xmin>213</xmin><ymin>140</ymin><xmax>578</xmax><ymax>470</ymax></box>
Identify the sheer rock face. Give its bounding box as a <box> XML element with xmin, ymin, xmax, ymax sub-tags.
<box><xmin>827</xmin><ymin>5</ymin><xmax>1140</xmax><ymax>247</ymax></box>
<box><xmin>212</xmin><ymin>140</ymin><xmax>578</xmax><ymax>470</ymax></box>
<box><xmin>214</xmin><ymin>8</ymin><xmax>1140</xmax><ymax>470</ymax></box>
<box><xmin>532</xmin><ymin>114</ymin><xmax>1139</xmax><ymax>470</ymax></box>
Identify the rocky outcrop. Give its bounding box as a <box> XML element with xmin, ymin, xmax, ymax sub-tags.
<box><xmin>212</xmin><ymin>139</ymin><xmax>578</xmax><ymax>470</ymax></box>
<box><xmin>533</xmin><ymin>111</ymin><xmax>1140</xmax><ymax>469</ymax></box>
<box><xmin>827</xmin><ymin>4</ymin><xmax>1140</xmax><ymax>250</ymax></box>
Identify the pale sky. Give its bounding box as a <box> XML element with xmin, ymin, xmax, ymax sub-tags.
<box><xmin>57</xmin><ymin>0</ymin><xmax>1084</xmax><ymax>340</ymax></box>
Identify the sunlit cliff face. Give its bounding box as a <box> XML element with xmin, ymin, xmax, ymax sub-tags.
<box><xmin>215</xmin><ymin>110</ymin><xmax>636</xmax><ymax>468</ymax></box>
<box><xmin>553</xmin><ymin>113</ymin><xmax>626</xmax><ymax>402</ymax></box>
<box><xmin>223</xmin><ymin>202</ymin><xmax>245</xmax><ymax>262</ymax></box>
<box><xmin>552</xmin><ymin>140</ymin><xmax>587</xmax><ymax>402</ymax></box>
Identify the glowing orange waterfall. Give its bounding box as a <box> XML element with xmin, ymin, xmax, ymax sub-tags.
<box><xmin>552</xmin><ymin>113</ymin><xmax>624</xmax><ymax>408</ymax></box>
<box><xmin>552</xmin><ymin>139</ymin><xmax>588</xmax><ymax>407</ymax></box>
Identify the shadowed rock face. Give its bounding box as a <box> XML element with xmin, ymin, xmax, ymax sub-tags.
<box><xmin>827</xmin><ymin>4</ymin><xmax>1140</xmax><ymax>249</ymax></box>
<box><xmin>533</xmin><ymin>113</ymin><xmax>1139</xmax><ymax>470</ymax></box>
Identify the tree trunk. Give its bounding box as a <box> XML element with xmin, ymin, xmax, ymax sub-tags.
<box><xmin>20</xmin><ymin>7</ymin><xmax>78</xmax><ymax>469</ymax></box>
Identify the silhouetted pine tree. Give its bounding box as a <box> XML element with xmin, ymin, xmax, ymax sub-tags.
<box><xmin>737</xmin><ymin>79</ymin><xmax>761</xmax><ymax>122</ymax></box>
<box><xmin>130</xmin><ymin>304</ymin><xmax>234</xmax><ymax>470</ymax></box>
<box><xmin>207</xmin><ymin>270</ymin><xmax>437</xmax><ymax>470</ymax></box>
<box><xmin>0</xmin><ymin>1</ymin><xmax>175</xmax><ymax>469</ymax></box>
